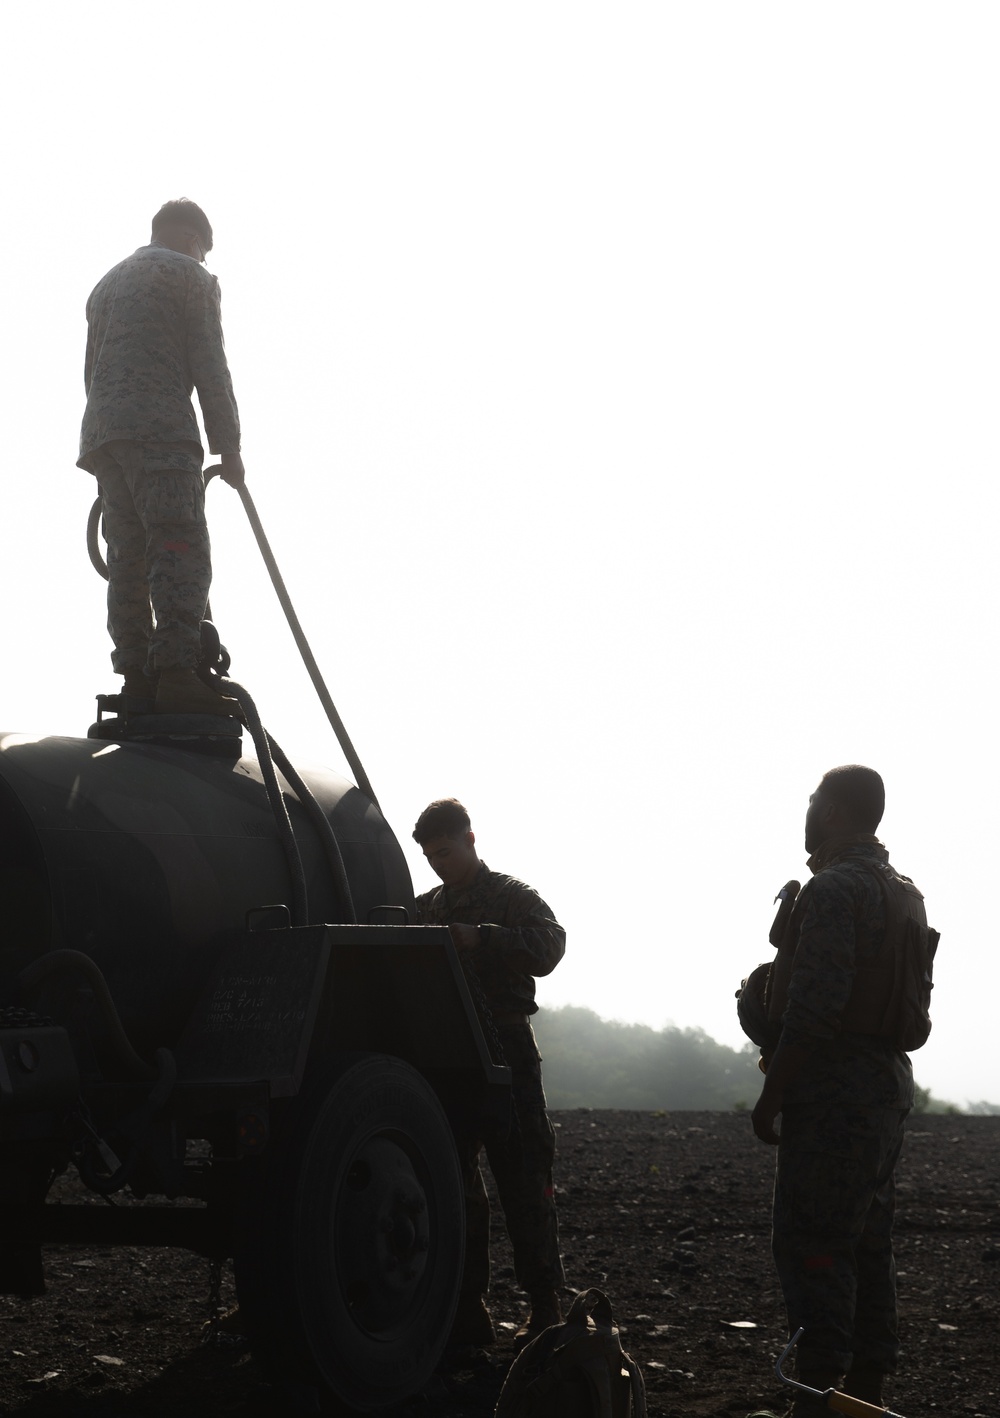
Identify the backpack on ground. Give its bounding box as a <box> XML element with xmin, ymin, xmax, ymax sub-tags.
<box><xmin>494</xmin><ymin>1287</ymin><xmax>646</xmax><ymax>1418</ymax></box>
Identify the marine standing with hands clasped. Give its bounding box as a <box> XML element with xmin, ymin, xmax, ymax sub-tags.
<box><xmin>78</xmin><ymin>198</ymin><xmax>245</xmax><ymax>717</ymax></box>
<box><xmin>413</xmin><ymin>798</ymin><xmax>566</xmax><ymax>1350</ymax></box>
<box><xmin>738</xmin><ymin>766</ymin><xmax>938</xmax><ymax>1416</ymax></box>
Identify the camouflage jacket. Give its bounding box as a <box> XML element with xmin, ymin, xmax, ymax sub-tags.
<box><xmin>778</xmin><ymin>839</ymin><xmax>914</xmax><ymax>1108</ymax></box>
<box><xmin>777</xmin><ymin>839</ymin><xmax>895</xmax><ymax>1045</ymax></box>
<box><xmin>415</xmin><ymin>862</ymin><xmax>565</xmax><ymax>1015</ymax></box>
<box><xmin>78</xmin><ymin>243</ymin><xmax>240</xmax><ymax>472</ymax></box>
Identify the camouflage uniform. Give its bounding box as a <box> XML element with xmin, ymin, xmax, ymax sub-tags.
<box><xmin>77</xmin><ymin>243</ymin><xmax>241</xmax><ymax>673</ymax></box>
<box><xmin>770</xmin><ymin>840</ymin><xmax>915</xmax><ymax>1380</ymax></box>
<box><xmin>415</xmin><ymin>864</ymin><xmax>565</xmax><ymax>1303</ymax></box>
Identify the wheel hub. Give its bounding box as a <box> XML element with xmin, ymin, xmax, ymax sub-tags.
<box><xmin>334</xmin><ymin>1134</ymin><xmax>432</xmax><ymax>1333</ymax></box>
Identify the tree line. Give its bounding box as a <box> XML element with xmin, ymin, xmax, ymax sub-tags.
<box><xmin>530</xmin><ymin>1005</ymin><xmax>981</xmax><ymax>1113</ymax></box>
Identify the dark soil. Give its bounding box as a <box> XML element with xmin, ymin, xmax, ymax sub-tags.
<box><xmin>0</xmin><ymin>1112</ymin><xmax>996</xmax><ymax>1417</ymax></box>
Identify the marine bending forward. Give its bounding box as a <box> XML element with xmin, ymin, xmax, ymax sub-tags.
<box><xmin>413</xmin><ymin>797</ymin><xmax>566</xmax><ymax>1350</ymax></box>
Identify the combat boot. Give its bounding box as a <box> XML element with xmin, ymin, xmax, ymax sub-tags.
<box><xmin>789</xmin><ymin>1368</ymin><xmax>845</xmax><ymax>1418</ymax></box>
<box><xmin>788</xmin><ymin>1396</ymin><xmax>829</xmax><ymax>1418</ymax></box>
<box><xmin>843</xmin><ymin>1361</ymin><xmax>886</xmax><ymax>1407</ymax></box>
<box><xmin>513</xmin><ymin>1287</ymin><xmax>563</xmax><ymax>1349</ymax></box>
<box><xmin>448</xmin><ymin>1295</ymin><xmax>496</xmax><ymax>1348</ymax></box>
<box><xmin>201</xmin><ymin>1305</ymin><xmax>248</xmax><ymax>1348</ymax></box>
<box><xmin>122</xmin><ymin>671</ymin><xmax>157</xmax><ymax>714</ymax></box>
<box><xmin>154</xmin><ymin>667</ymin><xmax>240</xmax><ymax>717</ymax></box>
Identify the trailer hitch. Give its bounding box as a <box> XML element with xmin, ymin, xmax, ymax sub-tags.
<box><xmin>776</xmin><ymin>1329</ymin><xmax>907</xmax><ymax>1418</ymax></box>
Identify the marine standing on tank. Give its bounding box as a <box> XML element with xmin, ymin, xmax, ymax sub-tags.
<box><xmin>78</xmin><ymin>198</ymin><xmax>244</xmax><ymax>717</ymax></box>
<box><xmin>413</xmin><ymin>798</ymin><xmax>566</xmax><ymax>1349</ymax></box>
<box><xmin>742</xmin><ymin>766</ymin><xmax>937</xmax><ymax>1416</ymax></box>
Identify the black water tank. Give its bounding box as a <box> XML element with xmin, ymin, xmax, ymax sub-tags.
<box><xmin>0</xmin><ymin>732</ymin><xmax>414</xmax><ymax>1047</ymax></box>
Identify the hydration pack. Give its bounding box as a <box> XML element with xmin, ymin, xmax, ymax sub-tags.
<box><xmin>841</xmin><ymin>861</ymin><xmax>939</xmax><ymax>1051</ymax></box>
<box><xmin>739</xmin><ymin>860</ymin><xmax>939</xmax><ymax>1054</ymax></box>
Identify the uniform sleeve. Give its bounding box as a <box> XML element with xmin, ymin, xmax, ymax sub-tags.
<box><xmin>781</xmin><ymin>868</ymin><xmax>859</xmax><ymax>1044</ymax></box>
<box><xmin>186</xmin><ymin>273</ymin><xmax>241</xmax><ymax>454</ymax></box>
<box><xmin>475</xmin><ymin>884</ymin><xmax>566</xmax><ymax>978</ymax></box>
<box><xmin>83</xmin><ymin>298</ymin><xmax>96</xmax><ymax>396</ymax></box>
<box><xmin>413</xmin><ymin>889</ymin><xmax>438</xmax><ymax>924</ymax></box>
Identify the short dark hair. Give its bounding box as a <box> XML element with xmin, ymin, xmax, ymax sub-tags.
<box><xmin>412</xmin><ymin>798</ymin><xmax>471</xmax><ymax>845</ymax></box>
<box><xmin>151</xmin><ymin>198</ymin><xmax>214</xmax><ymax>252</ymax></box>
<box><xmin>819</xmin><ymin>765</ymin><xmax>885</xmax><ymax>833</ymax></box>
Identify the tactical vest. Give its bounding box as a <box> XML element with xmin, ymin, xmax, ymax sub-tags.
<box><xmin>764</xmin><ymin>859</ymin><xmax>938</xmax><ymax>1052</ymax></box>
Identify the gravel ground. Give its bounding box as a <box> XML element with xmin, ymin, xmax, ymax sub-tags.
<box><xmin>0</xmin><ymin>1111</ymin><xmax>995</xmax><ymax>1417</ymax></box>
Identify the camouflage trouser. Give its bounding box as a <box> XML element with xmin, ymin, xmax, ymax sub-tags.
<box><xmin>91</xmin><ymin>441</ymin><xmax>211</xmax><ymax>674</ymax></box>
<box><xmin>772</xmin><ymin>1099</ymin><xmax>909</xmax><ymax>1377</ymax></box>
<box><xmin>459</xmin><ymin>1018</ymin><xmax>564</xmax><ymax>1303</ymax></box>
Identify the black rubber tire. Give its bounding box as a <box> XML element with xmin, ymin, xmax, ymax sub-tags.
<box><xmin>235</xmin><ymin>1054</ymin><xmax>464</xmax><ymax>1412</ymax></box>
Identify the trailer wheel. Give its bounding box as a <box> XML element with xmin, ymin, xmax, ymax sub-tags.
<box><xmin>235</xmin><ymin>1053</ymin><xmax>464</xmax><ymax>1412</ymax></box>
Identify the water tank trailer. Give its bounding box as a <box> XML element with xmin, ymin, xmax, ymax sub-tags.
<box><xmin>0</xmin><ymin>481</ymin><xmax>509</xmax><ymax>1411</ymax></box>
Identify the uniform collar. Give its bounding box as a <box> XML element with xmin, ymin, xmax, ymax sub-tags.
<box><xmin>807</xmin><ymin>834</ymin><xmax>888</xmax><ymax>875</ymax></box>
<box><xmin>440</xmin><ymin>860</ymin><xmax>490</xmax><ymax>901</ymax></box>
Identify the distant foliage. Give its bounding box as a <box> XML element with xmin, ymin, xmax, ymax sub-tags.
<box><xmin>965</xmin><ymin>1100</ymin><xmax>1000</xmax><ymax>1115</ymax></box>
<box><xmin>532</xmin><ymin>1006</ymin><xmax>980</xmax><ymax>1113</ymax></box>
<box><xmin>532</xmin><ymin>1005</ymin><xmax>762</xmax><ymax>1110</ymax></box>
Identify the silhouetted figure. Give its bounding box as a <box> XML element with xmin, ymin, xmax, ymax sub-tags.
<box><xmin>413</xmin><ymin>797</ymin><xmax>566</xmax><ymax>1350</ymax></box>
<box><xmin>78</xmin><ymin>198</ymin><xmax>244</xmax><ymax>716</ymax></box>
<box><xmin>742</xmin><ymin>766</ymin><xmax>937</xmax><ymax>1415</ymax></box>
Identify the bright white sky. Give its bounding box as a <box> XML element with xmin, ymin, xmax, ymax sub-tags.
<box><xmin>2</xmin><ymin>3</ymin><xmax>997</xmax><ymax>1106</ymax></box>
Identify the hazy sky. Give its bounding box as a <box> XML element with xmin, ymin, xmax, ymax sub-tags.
<box><xmin>2</xmin><ymin>4</ymin><xmax>997</xmax><ymax>1105</ymax></box>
